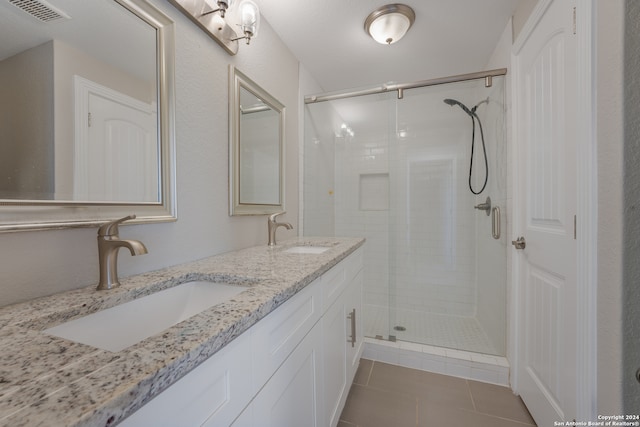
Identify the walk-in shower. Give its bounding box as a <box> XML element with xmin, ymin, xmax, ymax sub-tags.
<box><xmin>302</xmin><ymin>69</ymin><xmax>508</xmax><ymax>365</ymax></box>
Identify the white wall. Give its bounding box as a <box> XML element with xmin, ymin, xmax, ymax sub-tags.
<box><xmin>623</xmin><ymin>0</ymin><xmax>640</xmax><ymax>414</ymax></box>
<box><xmin>0</xmin><ymin>0</ymin><xmax>299</xmax><ymax>307</ymax></box>
<box><xmin>0</xmin><ymin>42</ymin><xmax>54</xmax><ymax>199</ymax></box>
<box><xmin>512</xmin><ymin>0</ymin><xmax>539</xmax><ymax>41</ymax></box>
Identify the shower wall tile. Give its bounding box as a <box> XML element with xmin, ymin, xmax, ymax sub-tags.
<box><xmin>333</xmin><ymin>130</ymin><xmax>480</xmax><ymax>318</ymax></box>
<box><xmin>335</xmin><ymin>136</ymin><xmax>392</xmax><ymax>333</ymax></box>
<box><xmin>303</xmin><ymin>127</ymin><xmax>336</xmax><ymax>236</ymax></box>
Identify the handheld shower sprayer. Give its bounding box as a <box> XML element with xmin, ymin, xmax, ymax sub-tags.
<box><xmin>444</xmin><ymin>97</ymin><xmax>489</xmax><ymax>116</ymax></box>
<box><xmin>444</xmin><ymin>98</ymin><xmax>473</xmax><ymax>116</ymax></box>
<box><xmin>443</xmin><ymin>97</ymin><xmax>489</xmax><ymax>195</ymax></box>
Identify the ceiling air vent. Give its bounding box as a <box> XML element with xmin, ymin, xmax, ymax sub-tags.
<box><xmin>7</xmin><ymin>0</ymin><xmax>70</xmax><ymax>22</ymax></box>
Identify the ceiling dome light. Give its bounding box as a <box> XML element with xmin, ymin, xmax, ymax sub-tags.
<box><xmin>364</xmin><ymin>4</ymin><xmax>415</xmax><ymax>45</ymax></box>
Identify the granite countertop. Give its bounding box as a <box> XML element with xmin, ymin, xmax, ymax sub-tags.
<box><xmin>0</xmin><ymin>236</ymin><xmax>365</xmax><ymax>427</ymax></box>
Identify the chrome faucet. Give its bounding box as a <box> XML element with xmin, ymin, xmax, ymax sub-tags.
<box><xmin>268</xmin><ymin>211</ymin><xmax>293</xmax><ymax>246</ymax></box>
<box><xmin>97</xmin><ymin>215</ymin><xmax>148</xmax><ymax>290</ymax></box>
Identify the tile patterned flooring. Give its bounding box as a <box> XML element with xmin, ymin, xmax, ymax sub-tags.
<box><xmin>339</xmin><ymin>359</ymin><xmax>536</xmax><ymax>427</ymax></box>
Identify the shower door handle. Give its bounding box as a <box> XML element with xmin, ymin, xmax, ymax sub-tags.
<box><xmin>511</xmin><ymin>236</ymin><xmax>526</xmax><ymax>250</ymax></box>
<box><xmin>492</xmin><ymin>206</ymin><xmax>500</xmax><ymax>239</ymax></box>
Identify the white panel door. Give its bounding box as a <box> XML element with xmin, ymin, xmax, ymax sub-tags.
<box><xmin>87</xmin><ymin>92</ymin><xmax>158</xmax><ymax>202</ymax></box>
<box><xmin>513</xmin><ymin>0</ymin><xmax>577</xmax><ymax>425</ymax></box>
<box><xmin>73</xmin><ymin>76</ymin><xmax>158</xmax><ymax>202</ymax></box>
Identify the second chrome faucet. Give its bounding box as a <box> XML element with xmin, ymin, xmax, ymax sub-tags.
<box><xmin>268</xmin><ymin>212</ymin><xmax>293</xmax><ymax>246</ymax></box>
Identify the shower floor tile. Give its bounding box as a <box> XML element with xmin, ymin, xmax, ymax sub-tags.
<box><xmin>364</xmin><ymin>304</ymin><xmax>499</xmax><ymax>355</ymax></box>
<box><xmin>340</xmin><ymin>359</ymin><xmax>536</xmax><ymax>427</ymax></box>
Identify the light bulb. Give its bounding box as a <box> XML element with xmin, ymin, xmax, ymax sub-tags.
<box><xmin>239</xmin><ymin>0</ymin><xmax>259</xmax><ymax>41</ymax></box>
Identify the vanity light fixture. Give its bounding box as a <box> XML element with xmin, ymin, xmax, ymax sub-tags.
<box><xmin>364</xmin><ymin>3</ymin><xmax>415</xmax><ymax>45</ymax></box>
<box><xmin>169</xmin><ymin>0</ymin><xmax>260</xmax><ymax>55</ymax></box>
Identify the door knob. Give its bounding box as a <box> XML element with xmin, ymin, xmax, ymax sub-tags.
<box><xmin>511</xmin><ymin>236</ymin><xmax>526</xmax><ymax>250</ymax></box>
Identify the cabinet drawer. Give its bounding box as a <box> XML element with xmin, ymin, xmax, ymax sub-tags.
<box><xmin>322</xmin><ymin>248</ymin><xmax>363</xmax><ymax>311</ymax></box>
<box><xmin>119</xmin><ymin>330</ymin><xmax>252</xmax><ymax>427</ymax></box>
<box><xmin>251</xmin><ymin>279</ymin><xmax>322</xmax><ymax>390</ymax></box>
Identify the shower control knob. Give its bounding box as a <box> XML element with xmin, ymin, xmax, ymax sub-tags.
<box><xmin>511</xmin><ymin>236</ymin><xmax>526</xmax><ymax>250</ymax></box>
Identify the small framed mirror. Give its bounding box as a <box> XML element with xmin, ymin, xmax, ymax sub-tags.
<box><xmin>229</xmin><ymin>66</ymin><xmax>285</xmax><ymax>215</ymax></box>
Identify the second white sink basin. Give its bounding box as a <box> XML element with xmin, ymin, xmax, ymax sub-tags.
<box><xmin>44</xmin><ymin>281</ymin><xmax>247</xmax><ymax>352</ymax></box>
<box><xmin>283</xmin><ymin>246</ymin><xmax>330</xmax><ymax>254</ymax></box>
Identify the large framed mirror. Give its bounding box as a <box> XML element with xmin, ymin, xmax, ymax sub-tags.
<box><xmin>0</xmin><ymin>0</ymin><xmax>176</xmax><ymax>232</ymax></box>
<box><xmin>229</xmin><ymin>66</ymin><xmax>284</xmax><ymax>215</ymax></box>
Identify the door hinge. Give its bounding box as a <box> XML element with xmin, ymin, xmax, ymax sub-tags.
<box><xmin>88</xmin><ymin>112</ymin><xmax>92</xmax><ymax>127</ymax></box>
<box><xmin>574</xmin><ymin>215</ymin><xmax>577</xmax><ymax>240</ymax></box>
<box><xmin>573</xmin><ymin>7</ymin><xmax>577</xmax><ymax>34</ymax></box>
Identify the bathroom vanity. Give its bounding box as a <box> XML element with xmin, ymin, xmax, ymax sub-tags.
<box><xmin>0</xmin><ymin>237</ymin><xmax>364</xmax><ymax>427</ymax></box>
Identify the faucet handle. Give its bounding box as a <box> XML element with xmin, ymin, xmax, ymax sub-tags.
<box><xmin>98</xmin><ymin>215</ymin><xmax>136</xmax><ymax>237</ymax></box>
<box><xmin>268</xmin><ymin>211</ymin><xmax>286</xmax><ymax>222</ymax></box>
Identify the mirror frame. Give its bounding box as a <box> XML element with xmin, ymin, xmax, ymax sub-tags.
<box><xmin>229</xmin><ymin>65</ymin><xmax>285</xmax><ymax>216</ymax></box>
<box><xmin>0</xmin><ymin>0</ymin><xmax>177</xmax><ymax>233</ymax></box>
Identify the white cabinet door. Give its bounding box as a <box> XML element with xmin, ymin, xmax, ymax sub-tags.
<box><xmin>323</xmin><ymin>268</ymin><xmax>363</xmax><ymax>427</ymax></box>
<box><xmin>345</xmin><ymin>269</ymin><xmax>364</xmax><ymax>382</ymax></box>
<box><xmin>249</xmin><ymin>324</ymin><xmax>323</xmax><ymax>427</ymax></box>
<box><xmin>322</xmin><ymin>292</ymin><xmax>348</xmax><ymax>427</ymax></box>
<box><xmin>119</xmin><ymin>331</ymin><xmax>252</xmax><ymax>427</ymax></box>
<box><xmin>251</xmin><ymin>279</ymin><xmax>322</xmax><ymax>391</ymax></box>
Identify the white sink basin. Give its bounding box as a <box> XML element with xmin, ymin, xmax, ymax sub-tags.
<box><xmin>44</xmin><ymin>281</ymin><xmax>247</xmax><ymax>352</ymax></box>
<box><xmin>283</xmin><ymin>246</ymin><xmax>331</xmax><ymax>254</ymax></box>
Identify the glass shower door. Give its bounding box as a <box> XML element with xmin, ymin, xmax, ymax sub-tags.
<box><xmin>303</xmin><ymin>91</ymin><xmax>397</xmax><ymax>341</ymax></box>
<box><xmin>386</xmin><ymin>77</ymin><xmax>507</xmax><ymax>355</ymax></box>
<box><xmin>303</xmin><ymin>74</ymin><xmax>507</xmax><ymax>356</ymax></box>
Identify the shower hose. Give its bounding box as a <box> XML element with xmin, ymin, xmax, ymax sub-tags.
<box><xmin>468</xmin><ymin>106</ymin><xmax>488</xmax><ymax>195</ymax></box>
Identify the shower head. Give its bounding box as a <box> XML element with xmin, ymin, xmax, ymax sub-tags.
<box><xmin>443</xmin><ymin>98</ymin><xmax>473</xmax><ymax>117</ymax></box>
